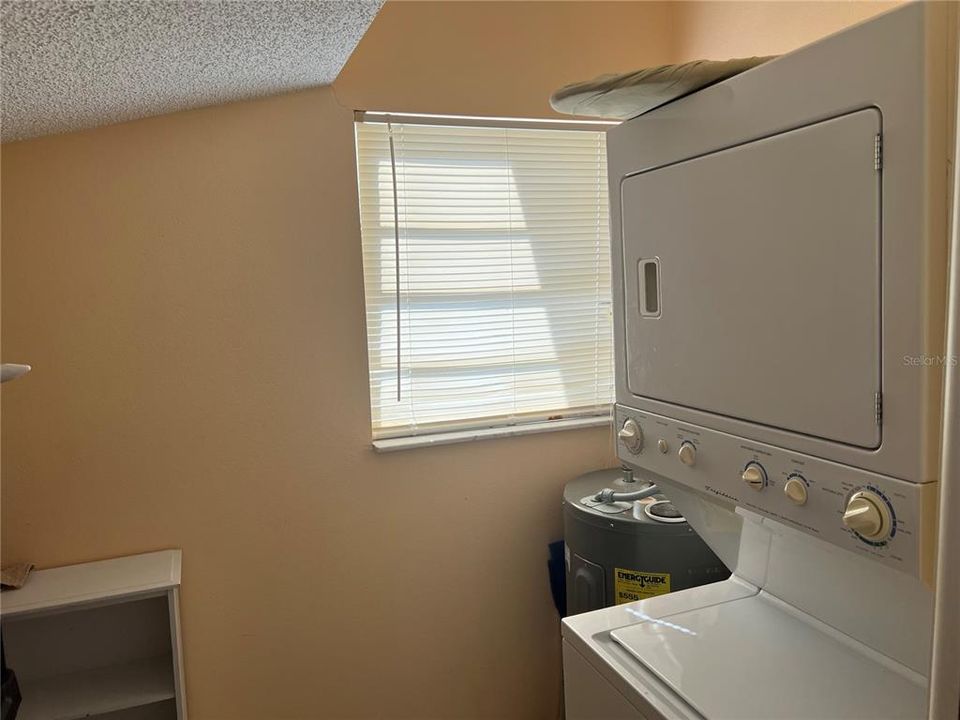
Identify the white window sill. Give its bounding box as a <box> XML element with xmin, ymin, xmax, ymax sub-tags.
<box><xmin>372</xmin><ymin>415</ymin><xmax>612</xmax><ymax>452</ymax></box>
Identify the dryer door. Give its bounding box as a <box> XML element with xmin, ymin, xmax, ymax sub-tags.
<box><xmin>621</xmin><ymin>109</ymin><xmax>881</xmax><ymax>448</ymax></box>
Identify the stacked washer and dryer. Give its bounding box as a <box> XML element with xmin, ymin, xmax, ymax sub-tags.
<box><xmin>560</xmin><ymin>4</ymin><xmax>960</xmax><ymax>720</ymax></box>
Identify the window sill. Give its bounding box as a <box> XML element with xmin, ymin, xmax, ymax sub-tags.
<box><xmin>371</xmin><ymin>415</ymin><xmax>611</xmax><ymax>453</ymax></box>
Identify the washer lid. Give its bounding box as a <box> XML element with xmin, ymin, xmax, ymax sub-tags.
<box><xmin>610</xmin><ymin>593</ymin><xmax>926</xmax><ymax>719</ymax></box>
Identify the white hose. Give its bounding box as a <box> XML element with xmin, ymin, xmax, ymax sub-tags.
<box><xmin>594</xmin><ymin>484</ymin><xmax>659</xmax><ymax>504</ymax></box>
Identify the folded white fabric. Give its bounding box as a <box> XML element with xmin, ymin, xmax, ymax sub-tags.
<box><xmin>550</xmin><ymin>56</ymin><xmax>774</xmax><ymax>120</ymax></box>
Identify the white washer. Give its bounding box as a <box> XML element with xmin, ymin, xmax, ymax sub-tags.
<box><xmin>563</xmin><ymin>510</ymin><xmax>932</xmax><ymax>719</ymax></box>
<box><xmin>563</xmin><ymin>4</ymin><xmax>957</xmax><ymax>719</ymax></box>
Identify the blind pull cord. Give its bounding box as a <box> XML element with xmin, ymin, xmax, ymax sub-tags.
<box><xmin>387</xmin><ymin>119</ymin><xmax>401</xmax><ymax>402</ymax></box>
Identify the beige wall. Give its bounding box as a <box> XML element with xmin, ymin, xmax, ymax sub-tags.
<box><xmin>1</xmin><ymin>85</ymin><xmax>616</xmax><ymax>720</ymax></box>
<box><xmin>674</xmin><ymin>1</ymin><xmax>901</xmax><ymax>59</ymax></box>
<box><xmin>0</xmin><ymin>2</ymin><xmax>904</xmax><ymax>718</ymax></box>
<box><xmin>0</xmin><ymin>4</ymin><xmax>669</xmax><ymax>719</ymax></box>
<box><xmin>336</xmin><ymin>1</ymin><xmax>677</xmax><ymax>117</ymax></box>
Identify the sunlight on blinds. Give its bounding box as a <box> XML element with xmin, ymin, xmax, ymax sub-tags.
<box><xmin>356</xmin><ymin>119</ymin><xmax>614</xmax><ymax>439</ymax></box>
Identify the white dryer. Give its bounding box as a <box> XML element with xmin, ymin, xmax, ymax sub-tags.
<box><xmin>563</xmin><ymin>4</ymin><xmax>957</xmax><ymax>719</ymax></box>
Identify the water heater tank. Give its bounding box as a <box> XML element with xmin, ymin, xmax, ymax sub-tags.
<box><xmin>563</xmin><ymin>467</ymin><xmax>728</xmax><ymax>615</ymax></box>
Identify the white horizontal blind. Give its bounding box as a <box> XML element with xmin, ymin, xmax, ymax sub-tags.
<box><xmin>356</xmin><ymin>117</ymin><xmax>614</xmax><ymax>439</ymax></box>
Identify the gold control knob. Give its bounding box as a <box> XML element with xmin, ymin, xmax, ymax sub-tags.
<box><xmin>742</xmin><ymin>463</ymin><xmax>766</xmax><ymax>490</ymax></box>
<box><xmin>618</xmin><ymin>419</ymin><xmax>643</xmax><ymax>454</ymax></box>
<box><xmin>842</xmin><ymin>490</ymin><xmax>892</xmax><ymax>540</ymax></box>
<box><xmin>784</xmin><ymin>477</ymin><xmax>808</xmax><ymax>506</ymax></box>
<box><xmin>678</xmin><ymin>442</ymin><xmax>696</xmax><ymax>466</ymax></box>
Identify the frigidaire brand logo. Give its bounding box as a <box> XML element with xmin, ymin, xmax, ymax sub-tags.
<box><xmin>704</xmin><ymin>485</ymin><xmax>738</xmax><ymax>502</ymax></box>
<box><xmin>616</xmin><ymin>570</ymin><xmax>667</xmax><ymax>588</ymax></box>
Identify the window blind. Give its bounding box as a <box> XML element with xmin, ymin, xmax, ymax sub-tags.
<box><xmin>355</xmin><ymin>116</ymin><xmax>614</xmax><ymax>440</ymax></box>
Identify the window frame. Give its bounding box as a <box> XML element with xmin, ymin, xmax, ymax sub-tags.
<box><xmin>354</xmin><ymin>112</ymin><xmax>619</xmax><ymax>451</ymax></box>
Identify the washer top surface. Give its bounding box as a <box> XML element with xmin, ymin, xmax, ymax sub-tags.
<box><xmin>610</xmin><ymin>593</ymin><xmax>926</xmax><ymax>720</ymax></box>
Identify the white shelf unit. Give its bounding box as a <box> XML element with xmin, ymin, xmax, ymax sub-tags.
<box><xmin>1</xmin><ymin>550</ymin><xmax>186</xmax><ymax>720</ymax></box>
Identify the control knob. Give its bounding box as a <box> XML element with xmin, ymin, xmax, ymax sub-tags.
<box><xmin>678</xmin><ymin>442</ymin><xmax>697</xmax><ymax>466</ymax></box>
<box><xmin>842</xmin><ymin>490</ymin><xmax>893</xmax><ymax>541</ymax></box>
<box><xmin>784</xmin><ymin>476</ymin><xmax>808</xmax><ymax>506</ymax></box>
<box><xmin>742</xmin><ymin>463</ymin><xmax>766</xmax><ymax>490</ymax></box>
<box><xmin>618</xmin><ymin>419</ymin><xmax>643</xmax><ymax>453</ymax></box>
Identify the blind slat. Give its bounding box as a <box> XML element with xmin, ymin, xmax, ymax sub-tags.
<box><xmin>356</xmin><ymin>119</ymin><xmax>614</xmax><ymax>438</ymax></box>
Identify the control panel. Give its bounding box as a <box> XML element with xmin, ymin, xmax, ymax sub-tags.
<box><xmin>615</xmin><ymin>405</ymin><xmax>936</xmax><ymax>579</ymax></box>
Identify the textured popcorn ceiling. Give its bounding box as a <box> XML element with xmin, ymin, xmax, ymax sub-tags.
<box><xmin>0</xmin><ymin>0</ymin><xmax>383</xmax><ymax>142</ymax></box>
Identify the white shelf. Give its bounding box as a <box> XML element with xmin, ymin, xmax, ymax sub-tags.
<box><xmin>1</xmin><ymin>550</ymin><xmax>181</xmax><ymax>619</ymax></box>
<box><xmin>16</xmin><ymin>655</ymin><xmax>175</xmax><ymax>720</ymax></box>
<box><xmin>1</xmin><ymin>551</ymin><xmax>185</xmax><ymax>718</ymax></box>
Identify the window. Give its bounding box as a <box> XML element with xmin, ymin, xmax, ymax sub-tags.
<box><xmin>355</xmin><ymin>114</ymin><xmax>614</xmax><ymax>447</ymax></box>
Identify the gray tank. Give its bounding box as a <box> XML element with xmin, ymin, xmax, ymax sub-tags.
<box><xmin>564</xmin><ymin>467</ymin><xmax>728</xmax><ymax>615</ymax></box>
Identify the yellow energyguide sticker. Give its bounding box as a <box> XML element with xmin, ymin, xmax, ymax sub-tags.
<box><xmin>614</xmin><ymin>568</ymin><xmax>671</xmax><ymax>603</ymax></box>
